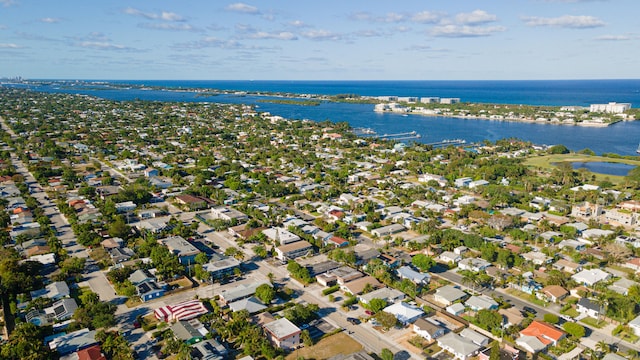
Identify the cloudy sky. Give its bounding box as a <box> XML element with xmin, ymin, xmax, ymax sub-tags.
<box><xmin>1</xmin><ymin>0</ymin><xmax>638</xmax><ymax>80</ymax></box>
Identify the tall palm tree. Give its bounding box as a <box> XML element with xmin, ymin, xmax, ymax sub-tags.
<box><xmin>596</xmin><ymin>340</ymin><xmax>610</xmax><ymax>354</ymax></box>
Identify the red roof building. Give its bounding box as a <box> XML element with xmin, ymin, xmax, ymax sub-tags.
<box><xmin>77</xmin><ymin>345</ymin><xmax>106</xmax><ymax>360</ymax></box>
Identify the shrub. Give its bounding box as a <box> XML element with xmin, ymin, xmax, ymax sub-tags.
<box><xmin>322</xmin><ymin>285</ymin><xmax>340</xmax><ymax>295</ymax></box>
<box><xmin>544</xmin><ymin>313</ymin><xmax>559</xmax><ymax>324</ymax></box>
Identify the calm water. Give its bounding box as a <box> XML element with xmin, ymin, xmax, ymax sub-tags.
<box><xmin>570</xmin><ymin>162</ymin><xmax>637</xmax><ymax>176</ymax></box>
<box><xmin>5</xmin><ymin>80</ymin><xmax>640</xmax><ymax>155</ymax></box>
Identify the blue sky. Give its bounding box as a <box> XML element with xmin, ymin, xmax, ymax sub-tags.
<box><xmin>1</xmin><ymin>0</ymin><xmax>638</xmax><ymax>80</ymax></box>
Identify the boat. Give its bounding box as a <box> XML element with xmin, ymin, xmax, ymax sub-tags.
<box><xmin>637</xmin><ymin>143</ymin><xmax>640</xmax><ymax>154</ymax></box>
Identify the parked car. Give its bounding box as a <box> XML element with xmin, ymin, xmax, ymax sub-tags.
<box><xmin>523</xmin><ymin>306</ymin><xmax>537</xmax><ymax>315</ymax></box>
<box><xmin>364</xmin><ymin>310</ymin><xmax>373</xmax><ymax>316</ymax></box>
<box><xmin>347</xmin><ymin>317</ymin><xmax>360</xmax><ymax>325</ymax></box>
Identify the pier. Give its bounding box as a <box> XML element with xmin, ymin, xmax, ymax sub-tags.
<box><xmin>377</xmin><ymin>131</ymin><xmax>417</xmax><ymax>139</ymax></box>
<box><xmin>425</xmin><ymin>139</ymin><xmax>467</xmax><ymax>147</ymax></box>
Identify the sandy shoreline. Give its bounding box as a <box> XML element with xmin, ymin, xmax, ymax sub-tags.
<box><xmin>376</xmin><ymin>110</ymin><xmax>618</xmax><ymax>127</ymax></box>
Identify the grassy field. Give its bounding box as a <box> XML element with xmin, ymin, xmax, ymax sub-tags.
<box><xmin>524</xmin><ymin>154</ymin><xmax>640</xmax><ymax>183</ymax></box>
<box><xmin>285</xmin><ymin>332</ymin><xmax>363</xmax><ymax>360</ymax></box>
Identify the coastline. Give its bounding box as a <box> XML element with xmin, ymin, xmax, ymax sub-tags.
<box><xmin>375</xmin><ymin>109</ymin><xmax>621</xmax><ymax>127</ymax></box>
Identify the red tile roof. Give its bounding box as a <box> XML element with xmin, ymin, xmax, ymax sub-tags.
<box><xmin>520</xmin><ymin>320</ymin><xmax>565</xmax><ymax>345</ymax></box>
<box><xmin>77</xmin><ymin>345</ymin><xmax>106</xmax><ymax>360</ymax></box>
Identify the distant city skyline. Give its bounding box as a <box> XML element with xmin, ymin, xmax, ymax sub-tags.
<box><xmin>1</xmin><ymin>0</ymin><xmax>639</xmax><ymax>80</ymax></box>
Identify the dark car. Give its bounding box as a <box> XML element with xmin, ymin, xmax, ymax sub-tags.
<box><xmin>523</xmin><ymin>306</ymin><xmax>537</xmax><ymax>315</ymax></box>
<box><xmin>347</xmin><ymin>317</ymin><xmax>360</xmax><ymax>325</ymax></box>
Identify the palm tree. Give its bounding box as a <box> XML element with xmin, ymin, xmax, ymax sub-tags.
<box><xmin>596</xmin><ymin>340</ymin><xmax>610</xmax><ymax>354</ymax></box>
<box><xmin>461</xmin><ymin>271</ymin><xmax>478</xmax><ymax>292</ymax></box>
<box><xmin>627</xmin><ymin>349</ymin><xmax>639</xmax><ymax>360</ymax></box>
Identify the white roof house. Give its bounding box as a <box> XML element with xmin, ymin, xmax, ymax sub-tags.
<box><xmin>434</xmin><ymin>285</ymin><xmax>467</xmax><ymax>306</ymax></box>
<box><xmin>571</xmin><ymin>268</ymin><xmax>611</xmax><ymax>287</ymax></box>
<box><xmin>383</xmin><ymin>302</ymin><xmax>424</xmax><ymax>325</ymax></box>
<box><xmin>465</xmin><ymin>295</ymin><xmax>498</xmax><ymax>311</ymax></box>
<box><xmin>437</xmin><ymin>332</ymin><xmax>481</xmax><ymax>360</ymax></box>
<box><xmin>359</xmin><ymin>287</ymin><xmax>405</xmax><ymax>305</ymax></box>
<box><xmin>262</xmin><ymin>227</ymin><xmax>301</xmax><ymax>245</ymax></box>
<box><xmin>629</xmin><ymin>314</ymin><xmax>640</xmax><ymax>337</ymax></box>
<box><xmin>397</xmin><ymin>266</ymin><xmax>430</xmax><ymax>284</ymax></box>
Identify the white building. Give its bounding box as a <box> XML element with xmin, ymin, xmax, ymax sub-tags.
<box><xmin>589</xmin><ymin>102</ymin><xmax>631</xmax><ymax>114</ymax></box>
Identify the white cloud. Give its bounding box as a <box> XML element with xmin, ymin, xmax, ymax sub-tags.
<box><xmin>140</xmin><ymin>23</ymin><xmax>195</xmax><ymax>31</ymax></box>
<box><xmin>289</xmin><ymin>20</ymin><xmax>308</xmax><ymax>28</ymax></box>
<box><xmin>77</xmin><ymin>41</ymin><xmax>131</xmax><ymax>50</ymax></box>
<box><xmin>160</xmin><ymin>12</ymin><xmax>184</xmax><ymax>21</ymax></box>
<box><xmin>411</xmin><ymin>11</ymin><xmax>441</xmax><ymax>24</ymax></box>
<box><xmin>523</xmin><ymin>15</ymin><xmax>605</xmax><ymax>28</ymax></box>
<box><xmin>431</xmin><ymin>25</ymin><xmax>506</xmax><ymax>38</ymax></box>
<box><xmin>40</xmin><ymin>17</ymin><xmax>61</xmax><ymax>24</ymax></box>
<box><xmin>250</xmin><ymin>31</ymin><xmax>297</xmax><ymax>40</ymax></box>
<box><xmin>0</xmin><ymin>43</ymin><xmax>22</xmax><ymax>48</ymax></box>
<box><xmin>225</xmin><ymin>3</ymin><xmax>259</xmax><ymax>14</ymax></box>
<box><xmin>595</xmin><ymin>34</ymin><xmax>630</xmax><ymax>41</ymax></box>
<box><xmin>0</xmin><ymin>0</ymin><xmax>17</xmax><ymax>7</ymax></box>
<box><xmin>301</xmin><ymin>30</ymin><xmax>344</xmax><ymax>41</ymax></box>
<box><xmin>455</xmin><ymin>10</ymin><xmax>497</xmax><ymax>25</ymax></box>
<box><xmin>123</xmin><ymin>7</ymin><xmax>185</xmax><ymax>21</ymax></box>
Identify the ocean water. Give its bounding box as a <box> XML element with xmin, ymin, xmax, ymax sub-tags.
<box><xmin>5</xmin><ymin>79</ymin><xmax>640</xmax><ymax>155</ymax></box>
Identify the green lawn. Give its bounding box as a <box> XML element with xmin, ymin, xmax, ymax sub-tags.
<box><xmin>580</xmin><ymin>317</ymin><xmax>606</xmax><ymax>329</ymax></box>
<box><xmin>524</xmin><ymin>153</ymin><xmax>640</xmax><ymax>184</ymax></box>
<box><xmin>561</xmin><ymin>308</ymin><xmax>579</xmax><ymax>318</ymax></box>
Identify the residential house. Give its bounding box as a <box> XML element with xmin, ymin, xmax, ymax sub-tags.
<box><xmin>397</xmin><ymin>266</ymin><xmax>430</xmax><ymax>285</ymax></box>
<box><xmin>160</xmin><ymin>236</ymin><xmax>201</xmax><ymax>265</ymax></box>
<box><xmin>219</xmin><ymin>281</ymin><xmax>270</xmax><ymax>304</ymax></box>
<box><xmin>229</xmin><ymin>296</ymin><xmax>267</xmax><ymax>314</ymax></box>
<box><xmin>439</xmin><ymin>251</ymin><xmax>462</xmax><ymax>264</ymax></box>
<box><xmin>576</xmin><ymin>298</ymin><xmax>602</xmax><ymax>319</ymax></box>
<box><xmin>171</xmin><ymin>319</ymin><xmax>207</xmax><ymax>344</ymax></box>
<box><xmin>370</xmin><ymin>224</ymin><xmax>406</xmax><ymax>237</ymax></box>
<box><xmin>154</xmin><ymin>300</ymin><xmax>209</xmax><ymax>322</ymax></box>
<box><xmin>359</xmin><ymin>287</ymin><xmax>405</xmax><ymax>305</ymax></box>
<box><xmin>571</xmin><ymin>202</ymin><xmax>603</xmax><ymax>219</ymax></box>
<box><xmin>108</xmin><ymin>247</ymin><xmax>135</xmax><ymax>263</ymax></box>
<box><xmin>538</xmin><ymin>285</ymin><xmax>568</xmax><ymax>303</ymax></box>
<box><xmin>437</xmin><ymin>332</ymin><xmax>481</xmax><ymax>360</ymax></box>
<box><xmin>454</xmin><ymin>177</ymin><xmax>472</xmax><ymax>188</ymax></box>
<box><xmin>30</xmin><ymin>281</ymin><xmax>70</xmax><ymax>301</ymax></box>
<box><xmin>262</xmin><ymin>227</ymin><xmax>301</xmax><ymax>245</ymax></box>
<box><xmin>458</xmin><ymin>258</ymin><xmax>491</xmax><ymax>272</ymax></box>
<box><xmin>340</xmin><ymin>276</ymin><xmax>383</xmax><ymax>295</ymax></box>
<box><xmin>275</xmin><ymin>240</ymin><xmax>313</xmax><ymax>261</ymax></box>
<box><xmin>434</xmin><ymin>285</ymin><xmax>467</xmax><ymax>306</ymax></box>
<box><xmin>332</xmin><ymin>266</ymin><xmax>364</xmax><ymax>285</ymax></box>
<box><xmin>609</xmin><ymin>278</ymin><xmax>638</xmax><ymax>295</ymax></box>
<box><xmin>76</xmin><ymin>344</ymin><xmax>107</xmax><ymax>360</ymax></box>
<box><xmin>190</xmin><ymin>338</ymin><xmax>228</xmax><ymax>360</ymax></box>
<box><xmin>413</xmin><ymin>317</ymin><xmax>446</xmax><ymax>341</ymax></box>
<box><xmin>446</xmin><ymin>303</ymin><xmax>466</xmax><ymax>316</ymax></box>
<box><xmin>27</xmin><ymin>298</ymin><xmax>79</xmax><ymax>326</ymax></box>
<box><xmin>383</xmin><ymin>302</ymin><xmax>424</xmax><ymax>325</ymax></box>
<box><xmin>209</xmin><ymin>206</ymin><xmax>249</xmax><ymax>223</ymax></box>
<box><xmin>499</xmin><ymin>307</ymin><xmax>524</xmax><ymax>328</ymax></box>
<box><xmin>203</xmin><ymin>256</ymin><xmax>242</xmax><ymax>280</ymax></box>
<box><xmin>557</xmin><ymin>239</ymin><xmax>586</xmax><ymax>251</ymax></box>
<box><xmin>552</xmin><ymin>259</ymin><xmax>582</xmax><ymax>274</ymax></box>
<box><xmin>263</xmin><ymin>318</ymin><xmax>301</xmax><ymax>351</ymax></box>
<box><xmin>354</xmin><ymin>248</ymin><xmax>380</xmax><ymax>266</ymax></box>
<box><xmin>325</xmin><ymin>236</ymin><xmax>349</xmax><ymax>248</ymax></box>
<box><xmin>517</xmin><ymin>321</ymin><xmax>566</xmax><ymax>353</ymax></box>
<box><xmin>571</xmin><ymin>268</ymin><xmax>611</xmax><ymax>287</ymax></box>
<box><xmin>465</xmin><ymin>295</ymin><xmax>498</xmax><ymax>311</ymax></box>
<box><xmin>623</xmin><ymin>258</ymin><xmax>640</xmax><ymax>272</ymax></box>
<box><xmin>604</xmin><ymin>208</ymin><xmax>637</xmax><ymax>227</ymax></box>
<box><xmin>49</xmin><ymin>328</ymin><xmax>98</xmax><ymax>356</ymax></box>
<box><xmin>115</xmin><ymin>201</ymin><xmax>137</xmax><ymax>213</ymax></box>
<box><xmin>136</xmin><ymin>281</ymin><xmax>166</xmax><ymax>302</ymax></box>
<box><xmin>629</xmin><ymin>314</ymin><xmax>640</xmax><ymax>337</ymax></box>
<box><xmin>521</xmin><ymin>251</ymin><xmax>552</xmax><ymax>265</ymax></box>
<box><xmin>174</xmin><ymin>194</ymin><xmax>208</xmax><ymax>210</ymax></box>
